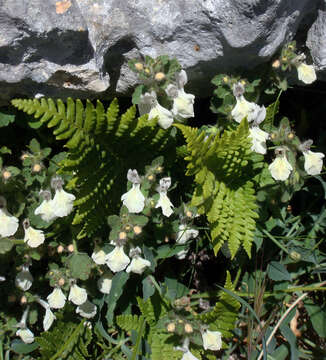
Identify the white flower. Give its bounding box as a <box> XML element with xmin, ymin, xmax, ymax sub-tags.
<box><xmin>249</xmin><ymin>126</ymin><xmax>269</xmax><ymax>154</ymax></box>
<box><xmin>97</xmin><ymin>272</ymin><xmax>113</xmax><ymax>294</ymax></box>
<box><xmin>176</xmin><ymin>225</ymin><xmax>199</xmax><ymax>260</ymax></box>
<box><xmin>156</xmin><ymin>177</ymin><xmax>174</xmax><ymax>217</ymax></box>
<box><xmin>52</xmin><ymin>189</ymin><xmax>75</xmax><ymax>217</ymax></box>
<box><xmin>126</xmin><ymin>256</ymin><xmax>151</xmax><ymax>274</ymax></box>
<box><xmin>171</xmin><ymin>88</ymin><xmax>195</xmax><ymax>120</ymax></box>
<box><xmin>43</xmin><ymin>308</ymin><xmax>56</xmax><ymax>331</ymax></box>
<box><xmin>202</xmin><ymin>329</ymin><xmax>222</xmax><ymax>351</ymax></box>
<box><xmin>16</xmin><ymin>328</ymin><xmax>34</xmax><ymax>344</ymax></box>
<box><xmin>0</xmin><ymin>208</ymin><xmax>18</xmax><ymax>237</ymax></box>
<box><xmin>148</xmin><ymin>102</ymin><xmax>174</xmax><ymax>129</ymax></box>
<box><xmin>121</xmin><ymin>184</ymin><xmax>145</xmax><ymax>213</ymax></box>
<box><xmin>91</xmin><ymin>247</ymin><xmax>107</xmax><ymax>265</ymax></box>
<box><xmin>76</xmin><ymin>300</ymin><xmax>97</xmax><ymax>319</ymax></box>
<box><xmin>35</xmin><ymin>199</ymin><xmax>57</xmax><ymax>222</ymax></box>
<box><xmin>296</xmin><ymin>63</ymin><xmax>317</xmax><ymax>84</ymax></box>
<box><xmin>303</xmin><ymin>150</ymin><xmax>324</xmax><ymax>175</ymax></box>
<box><xmin>106</xmin><ymin>245</ymin><xmax>130</xmax><ymax>272</ymax></box>
<box><xmin>269</xmin><ymin>154</ymin><xmax>293</xmax><ymax>181</ymax></box>
<box><xmin>181</xmin><ymin>351</ymin><xmax>199</xmax><ymax>360</ymax></box>
<box><xmin>15</xmin><ymin>265</ymin><xmax>33</xmax><ymax>291</ymax></box>
<box><xmin>68</xmin><ymin>284</ymin><xmax>88</xmax><ymax>305</ymax></box>
<box><xmin>231</xmin><ymin>95</ymin><xmax>260</xmax><ymax>123</ymax></box>
<box><xmin>24</xmin><ymin>225</ymin><xmax>45</xmax><ymax>248</ymax></box>
<box><xmin>47</xmin><ymin>287</ymin><xmax>66</xmax><ymax>309</ymax></box>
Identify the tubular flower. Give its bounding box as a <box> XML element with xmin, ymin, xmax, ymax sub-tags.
<box><xmin>176</xmin><ymin>224</ymin><xmax>199</xmax><ymax>259</ymax></box>
<box><xmin>126</xmin><ymin>248</ymin><xmax>151</xmax><ymax>274</ymax></box>
<box><xmin>0</xmin><ymin>197</ymin><xmax>18</xmax><ymax>237</ymax></box>
<box><xmin>121</xmin><ymin>169</ymin><xmax>145</xmax><ymax>213</ymax></box>
<box><xmin>296</xmin><ymin>63</ymin><xmax>316</xmax><ymax>84</ymax></box>
<box><xmin>97</xmin><ymin>272</ymin><xmax>113</xmax><ymax>294</ymax></box>
<box><xmin>249</xmin><ymin>126</ymin><xmax>269</xmax><ymax>154</ymax></box>
<box><xmin>231</xmin><ymin>95</ymin><xmax>260</xmax><ymax>123</ymax></box>
<box><xmin>23</xmin><ymin>220</ymin><xmax>45</xmax><ymax>248</ymax></box>
<box><xmin>303</xmin><ymin>150</ymin><xmax>324</xmax><ymax>175</ymax></box>
<box><xmin>15</xmin><ymin>265</ymin><xmax>33</xmax><ymax>291</ymax></box>
<box><xmin>52</xmin><ymin>189</ymin><xmax>75</xmax><ymax>217</ymax></box>
<box><xmin>149</xmin><ymin>102</ymin><xmax>174</xmax><ymax>129</ymax></box>
<box><xmin>202</xmin><ymin>329</ymin><xmax>222</xmax><ymax>351</ymax></box>
<box><xmin>34</xmin><ymin>190</ymin><xmax>57</xmax><ymax>222</ymax></box>
<box><xmin>106</xmin><ymin>245</ymin><xmax>130</xmax><ymax>272</ymax></box>
<box><xmin>91</xmin><ymin>247</ymin><xmax>107</xmax><ymax>265</ymax></box>
<box><xmin>269</xmin><ymin>153</ymin><xmax>293</xmax><ymax>181</ymax></box>
<box><xmin>47</xmin><ymin>287</ymin><xmax>66</xmax><ymax>309</ymax></box>
<box><xmin>16</xmin><ymin>328</ymin><xmax>34</xmax><ymax>344</ymax></box>
<box><xmin>76</xmin><ymin>300</ymin><xmax>97</xmax><ymax>319</ymax></box>
<box><xmin>155</xmin><ymin>177</ymin><xmax>174</xmax><ymax>217</ymax></box>
<box><xmin>171</xmin><ymin>88</ymin><xmax>195</xmax><ymax>120</ymax></box>
<box><xmin>43</xmin><ymin>308</ymin><xmax>56</xmax><ymax>331</ymax></box>
<box><xmin>68</xmin><ymin>284</ymin><xmax>88</xmax><ymax>305</ymax></box>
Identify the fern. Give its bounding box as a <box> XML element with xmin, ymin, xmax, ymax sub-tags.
<box><xmin>12</xmin><ymin>97</ymin><xmax>173</xmax><ymax>238</ymax></box>
<box><xmin>36</xmin><ymin>318</ymin><xmax>91</xmax><ymax>360</ymax></box>
<box><xmin>175</xmin><ymin>121</ymin><xmax>258</xmax><ymax>258</ymax></box>
<box><xmin>199</xmin><ymin>271</ymin><xmax>240</xmax><ymax>339</ymax></box>
<box><xmin>116</xmin><ymin>314</ymin><xmax>143</xmax><ymax>333</ymax></box>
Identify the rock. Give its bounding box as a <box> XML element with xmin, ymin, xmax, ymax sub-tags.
<box><xmin>307</xmin><ymin>4</ymin><xmax>326</xmax><ymax>79</ymax></box>
<box><xmin>0</xmin><ymin>0</ymin><xmax>321</xmax><ymax>103</ymax></box>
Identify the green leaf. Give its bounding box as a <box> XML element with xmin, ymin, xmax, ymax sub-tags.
<box><xmin>304</xmin><ymin>299</ymin><xmax>326</xmax><ymax>337</ymax></box>
<box><xmin>142</xmin><ymin>276</ymin><xmax>155</xmax><ymax>301</ymax></box>
<box><xmin>29</xmin><ymin>138</ymin><xmax>41</xmax><ymax>153</ymax></box>
<box><xmin>132</xmin><ymin>85</ymin><xmax>145</xmax><ymax>105</ymax></box>
<box><xmin>66</xmin><ymin>253</ymin><xmax>92</xmax><ymax>280</ymax></box>
<box><xmin>267</xmin><ymin>261</ymin><xmax>291</xmax><ymax>282</ymax></box>
<box><xmin>0</xmin><ymin>238</ymin><xmax>14</xmax><ymax>254</ymax></box>
<box><xmin>105</xmin><ymin>271</ymin><xmax>130</xmax><ymax>325</ymax></box>
<box><xmin>164</xmin><ymin>277</ymin><xmax>188</xmax><ymax>301</ymax></box>
<box><xmin>0</xmin><ymin>111</ymin><xmax>15</xmax><ymax>127</ymax></box>
<box><xmin>11</xmin><ymin>340</ymin><xmax>39</xmax><ymax>354</ymax></box>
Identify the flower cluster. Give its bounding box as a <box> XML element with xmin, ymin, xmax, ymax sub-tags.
<box><xmin>230</xmin><ymin>82</ymin><xmax>324</xmax><ymax>181</ymax></box>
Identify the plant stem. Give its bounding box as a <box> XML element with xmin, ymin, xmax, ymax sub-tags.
<box><xmin>261</xmin><ymin>229</ymin><xmax>289</xmax><ymax>254</ymax></box>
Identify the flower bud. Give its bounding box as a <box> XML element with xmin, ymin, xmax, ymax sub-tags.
<box><xmin>57</xmin><ymin>245</ymin><xmax>64</xmax><ymax>253</ymax></box>
<box><xmin>58</xmin><ymin>278</ymin><xmax>65</xmax><ymax>286</ymax></box>
<box><xmin>289</xmin><ymin>251</ymin><xmax>301</xmax><ymax>262</ymax></box>
<box><xmin>20</xmin><ymin>295</ymin><xmax>27</xmax><ymax>304</ymax></box>
<box><xmin>134</xmin><ymin>62</ymin><xmax>143</xmax><ymax>71</ymax></box>
<box><xmin>67</xmin><ymin>244</ymin><xmax>74</xmax><ymax>252</ymax></box>
<box><xmin>166</xmin><ymin>322</ymin><xmax>175</xmax><ymax>332</ymax></box>
<box><xmin>186</xmin><ymin>211</ymin><xmax>192</xmax><ymax>218</ymax></box>
<box><xmin>272</xmin><ymin>59</ymin><xmax>281</xmax><ymax>69</ymax></box>
<box><xmin>133</xmin><ymin>226</ymin><xmax>142</xmax><ymax>235</ymax></box>
<box><xmin>2</xmin><ymin>169</ymin><xmax>11</xmax><ymax>180</ymax></box>
<box><xmin>222</xmin><ymin>76</ymin><xmax>228</xmax><ymax>83</ymax></box>
<box><xmin>147</xmin><ymin>174</ymin><xmax>154</xmax><ymax>181</ymax></box>
<box><xmin>155</xmin><ymin>72</ymin><xmax>165</xmax><ymax>81</ymax></box>
<box><xmin>270</xmin><ymin>133</ymin><xmax>277</xmax><ymax>140</ymax></box>
<box><xmin>21</xmin><ymin>152</ymin><xmax>30</xmax><ymax>161</ymax></box>
<box><xmin>125</xmin><ymin>225</ymin><xmax>131</xmax><ymax>232</ymax></box>
<box><xmin>287</xmin><ymin>132</ymin><xmax>295</xmax><ymax>140</ymax></box>
<box><xmin>32</xmin><ymin>164</ymin><xmax>42</xmax><ymax>173</ymax></box>
<box><xmin>184</xmin><ymin>323</ymin><xmax>193</xmax><ymax>333</ymax></box>
<box><xmin>144</xmin><ymin>68</ymin><xmax>150</xmax><ymax>74</ymax></box>
<box><xmin>119</xmin><ymin>232</ymin><xmax>127</xmax><ymax>240</ymax></box>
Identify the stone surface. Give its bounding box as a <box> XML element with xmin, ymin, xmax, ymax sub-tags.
<box><xmin>0</xmin><ymin>0</ymin><xmax>322</xmax><ymax>104</ymax></box>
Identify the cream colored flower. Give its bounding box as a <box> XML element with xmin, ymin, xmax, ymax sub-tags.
<box><xmin>15</xmin><ymin>265</ymin><xmax>33</xmax><ymax>291</ymax></box>
<box><xmin>296</xmin><ymin>63</ymin><xmax>317</xmax><ymax>84</ymax></box>
<box><xmin>16</xmin><ymin>328</ymin><xmax>34</xmax><ymax>344</ymax></box>
<box><xmin>97</xmin><ymin>272</ymin><xmax>113</xmax><ymax>294</ymax></box>
<box><xmin>24</xmin><ymin>225</ymin><xmax>45</xmax><ymax>248</ymax></box>
<box><xmin>106</xmin><ymin>245</ymin><xmax>130</xmax><ymax>272</ymax></box>
<box><xmin>126</xmin><ymin>256</ymin><xmax>151</xmax><ymax>274</ymax></box>
<box><xmin>121</xmin><ymin>183</ymin><xmax>145</xmax><ymax>213</ymax></box>
<box><xmin>181</xmin><ymin>350</ymin><xmax>199</xmax><ymax>360</ymax></box>
<box><xmin>149</xmin><ymin>102</ymin><xmax>174</xmax><ymax>129</ymax></box>
<box><xmin>52</xmin><ymin>189</ymin><xmax>75</xmax><ymax>217</ymax></box>
<box><xmin>172</xmin><ymin>88</ymin><xmax>195</xmax><ymax>120</ymax></box>
<box><xmin>91</xmin><ymin>247</ymin><xmax>107</xmax><ymax>265</ymax></box>
<box><xmin>76</xmin><ymin>300</ymin><xmax>97</xmax><ymax>319</ymax></box>
<box><xmin>43</xmin><ymin>308</ymin><xmax>56</xmax><ymax>331</ymax></box>
<box><xmin>269</xmin><ymin>154</ymin><xmax>293</xmax><ymax>181</ymax></box>
<box><xmin>249</xmin><ymin>126</ymin><xmax>269</xmax><ymax>154</ymax></box>
<box><xmin>231</xmin><ymin>95</ymin><xmax>259</xmax><ymax>123</ymax></box>
<box><xmin>176</xmin><ymin>225</ymin><xmax>199</xmax><ymax>259</ymax></box>
<box><xmin>68</xmin><ymin>284</ymin><xmax>88</xmax><ymax>305</ymax></box>
<box><xmin>202</xmin><ymin>329</ymin><xmax>222</xmax><ymax>351</ymax></box>
<box><xmin>303</xmin><ymin>150</ymin><xmax>324</xmax><ymax>175</ymax></box>
<box><xmin>156</xmin><ymin>177</ymin><xmax>174</xmax><ymax>217</ymax></box>
<box><xmin>0</xmin><ymin>208</ymin><xmax>18</xmax><ymax>237</ymax></box>
<box><xmin>35</xmin><ymin>199</ymin><xmax>57</xmax><ymax>222</ymax></box>
<box><xmin>47</xmin><ymin>287</ymin><xmax>66</xmax><ymax>309</ymax></box>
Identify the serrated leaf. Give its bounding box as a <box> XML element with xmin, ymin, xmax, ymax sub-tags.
<box><xmin>67</xmin><ymin>253</ymin><xmax>92</xmax><ymax>280</ymax></box>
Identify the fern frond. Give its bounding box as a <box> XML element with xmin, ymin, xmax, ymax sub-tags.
<box><xmin>116</xmin><ymin>314</ymin><xmax>143</xmax><ymax>333</ymax></box>
<box><xmin>176</xmin><ymin>121</ymin><xmax>258</xmax><ymax>258</ymax></box>
<box><xmin>12</xmin><ymin>97</ymin><xmax>174</xmax><ymax>239</ymax></box>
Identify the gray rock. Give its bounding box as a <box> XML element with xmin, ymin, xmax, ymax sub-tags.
<box><xmin>0</xmin><ymin>0</ymin><xmax>321</xmax><ymax>103</ymax></box>
<box><xmin>307</xmin><ymin>3</ymin><xmax>326</xmax><ymax>79</ymax></box>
